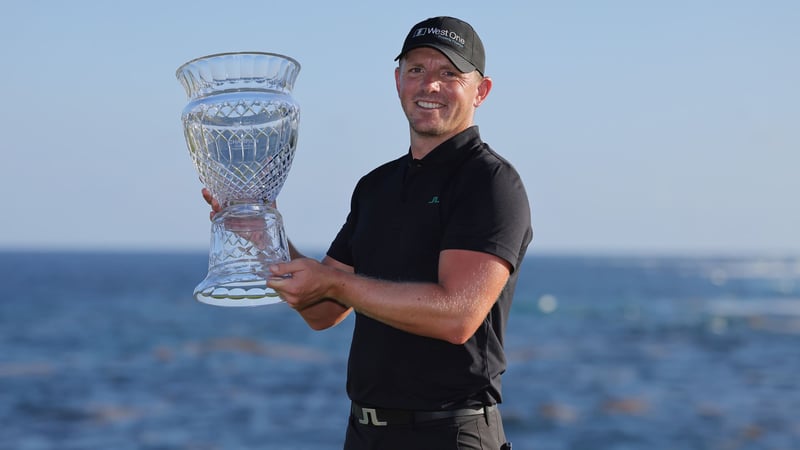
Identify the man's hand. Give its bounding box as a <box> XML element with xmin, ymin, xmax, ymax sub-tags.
<box><xmin>266</xmin><ymin>256</ymin><xmax>355</xmax><ymax>330</ymax></box>
<box><xmin>201</xmin><ymin>188</ymin><xmax>222</xmax><ymax>220</ymax></box>
<box><xmin>267</xmin><ymin>258</ymin><xmax>337</xmax><ymax>310</ymax></box>
<box><xmin>201</xmin><ymin>188</ymin><xmax>282</xmax><ymax>251</ymax></box>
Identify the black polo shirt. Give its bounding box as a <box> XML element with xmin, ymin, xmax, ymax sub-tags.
<box><xmin>327</xmin><ymin>126</ymin><xmax>532</xmax><ymax>410</ymax></box>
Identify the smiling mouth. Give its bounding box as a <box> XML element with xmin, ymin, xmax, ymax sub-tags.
<box><xmin>416</xmin><ymin>100</ymin><xmax>444</xmax><ymax>109</ymax></box>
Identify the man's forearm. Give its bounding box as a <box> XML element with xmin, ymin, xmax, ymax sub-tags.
<box><xmin>325</xmin><ymin>250</ymin><xmax>511</xmax><ymax>344</ymax></box>
<box><xmin>327</xmin><ymin>271</ymin><xmax>478</xmax><ymax>344</ymax></box>
<box><xmin>296</xmin><ymin>298</ymin><xmax>352</xmax><ymax>330</ymax></box>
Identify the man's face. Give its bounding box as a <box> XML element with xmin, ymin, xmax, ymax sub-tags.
<box><xmin>395</xmin><ymin>47</ymin><xmax>490</xmax><ymax>140</ymax></box>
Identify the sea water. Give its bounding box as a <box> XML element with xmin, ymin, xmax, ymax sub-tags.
<box><xmin>1</xmin><ymin>251</ymin><xmax>799</xmax><ymax>449</ymax></box>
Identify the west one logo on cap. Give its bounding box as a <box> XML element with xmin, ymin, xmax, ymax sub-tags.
<box><xmin>411</xmin><ymin>27</ymin><xmax>466</xmax><ymax>48</ymax></box>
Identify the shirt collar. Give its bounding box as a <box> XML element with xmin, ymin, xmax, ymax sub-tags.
<box><xmin>406</xmin><ymin>126</ymin><xmax>482</xmax><ymax>168</ymax></box>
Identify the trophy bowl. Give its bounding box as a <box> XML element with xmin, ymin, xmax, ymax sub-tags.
<box><xmin>176</xmin><ymin>52</ymin><xmax>300</xmax><ymax>307</ymax></box>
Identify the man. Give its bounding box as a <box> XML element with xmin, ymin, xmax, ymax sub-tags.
<box><xmin>205</xmin><ymin>16</ymin><xmax>531</xmax><ymax>450</ymax></box>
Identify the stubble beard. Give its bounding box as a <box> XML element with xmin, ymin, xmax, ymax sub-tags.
<box><xmin>405</xmin><ymin>107</ymin><xmax>449</xmax><ymax>138</ymax></box>
<box><xmin>410</xmin><ymin>121</ymin><xmax>445</xmax><ymax>138</ymax></box>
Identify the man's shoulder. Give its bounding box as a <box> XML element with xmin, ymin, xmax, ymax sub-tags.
<box><xmin>464</xmin><ymin>143</ymin><xmax>524</xmax><ymax>180</ymax></box>
<box><xmin>355</xmin><ymin>154</ymin><xmax>406</xmax><ymax>187</ymax></box>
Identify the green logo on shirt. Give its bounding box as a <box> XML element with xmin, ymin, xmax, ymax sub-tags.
<box><xmin>428</xmin><ymin>196</ymin><xmax>440</xmax><ymax>204</ymax></box>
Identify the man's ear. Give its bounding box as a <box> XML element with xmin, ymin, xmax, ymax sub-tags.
<box><xmin>395</xmin><ymin>67</ymin><xmax>401</xmax><ymax>95</ymax></box>
<box><xmin>474</xmin><ymin>76</ymin><xmax>492</xmax><ymax>107</ymax></box>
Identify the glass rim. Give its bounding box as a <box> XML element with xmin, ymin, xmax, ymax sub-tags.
<box><xmin>176</xmin><ymin>51</ymin><xmax>301</xmax><ymax>76</ymax></box>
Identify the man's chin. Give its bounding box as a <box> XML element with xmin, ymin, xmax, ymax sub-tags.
<box><xmin>410</xmin><ymin>122</ymin><xmax>447</xmax><ymax>137</ymax></box>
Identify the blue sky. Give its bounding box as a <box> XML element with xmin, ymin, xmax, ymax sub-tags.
<box><xmin>1</xmin><ymin>1</ymin><xmax>798</xmax><ymax>255</ymax></box>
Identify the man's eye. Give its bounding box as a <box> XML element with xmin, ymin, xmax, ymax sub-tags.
<box><xmin>443</xmin><ymin>71</ymin><xmax>457</xmax><ymax>78</ymax></box>
<box><xmin>409</xmin><ymin>67</ymin><xmax>423</xmax><ymax>73</ymax></box>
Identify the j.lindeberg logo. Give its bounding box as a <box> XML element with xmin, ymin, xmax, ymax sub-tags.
<box><xmin>412</xmin><ymin>27</ymin><xmax>466</xmax><ymax>48</ymax></box>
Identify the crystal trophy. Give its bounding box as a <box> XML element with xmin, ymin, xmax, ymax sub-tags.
<box><xmin>176</xmin><ymin>52</ymin><xmax>300</xmax><ymax>306</ymax></box>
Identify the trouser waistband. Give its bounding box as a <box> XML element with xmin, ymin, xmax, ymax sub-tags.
<box><xmin>351</xmin><ymin>402</ymin><xmax>496</xmax><ymax>426</ymax></box>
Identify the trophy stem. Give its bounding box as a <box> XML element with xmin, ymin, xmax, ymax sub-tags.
<box><xmin>194</xmin><ymin>203</ymin><xmax>290</xmax><ymax>307</ymax></box>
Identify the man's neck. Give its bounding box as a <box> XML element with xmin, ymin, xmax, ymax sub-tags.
<box><xmin>409</xmin><ymin>128</ymin><xmax>467</xmax><ymax>160</ymax></box>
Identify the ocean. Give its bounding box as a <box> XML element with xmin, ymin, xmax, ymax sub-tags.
<box><xmin>1</xmin><ymin>251</ymin><xmax>799</xmax><ymax>450</ymax></box>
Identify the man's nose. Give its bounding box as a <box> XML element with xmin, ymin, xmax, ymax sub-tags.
<box><xmin>421</xmin><ymin>73</ymin><xmax>441</xmax><ymax>92</ymax></box>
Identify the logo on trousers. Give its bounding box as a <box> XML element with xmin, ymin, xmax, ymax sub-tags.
<box><xmin>357</xmin><ymin>407</ymin><xmax>388</xmax><ymax>426</ymax></box>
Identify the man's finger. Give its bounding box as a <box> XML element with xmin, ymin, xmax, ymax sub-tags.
<box><xmin>268</xmin><ymin>264</ymin><xmax>286</xmax><ymax>276</ymax></box>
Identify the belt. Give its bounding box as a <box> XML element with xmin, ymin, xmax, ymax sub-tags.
<box><xmin>351</xmin><ymin>402</ymin><xmax>495</xmax><ymax>426</ymax></box>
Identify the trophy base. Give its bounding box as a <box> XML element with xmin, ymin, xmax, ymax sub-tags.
<box><xmin>195</xmin><ymin>203</ymin><xmax>290</xmax><ymax>307</ymax></box>
<box><xmin>194</xmin><ymin>278</ymin><xmax>283</xmax><ymax>307</ymax></box>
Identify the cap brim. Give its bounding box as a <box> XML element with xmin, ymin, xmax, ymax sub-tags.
<box><xmin>395</xmin><ymin>44</ymin><xmax>478</xmax><ymax>74</ymax></box>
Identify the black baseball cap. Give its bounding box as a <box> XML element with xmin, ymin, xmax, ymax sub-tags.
<box><xmin>395</xmin><ymin>16</ymin><xmax>485</xmax><ymax>75</ymax></box>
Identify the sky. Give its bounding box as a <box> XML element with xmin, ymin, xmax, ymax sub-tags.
<box><xmin>1</xmin><ymin>1</ymin><xmax>798</xmax><ymax>256</ymax></box>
